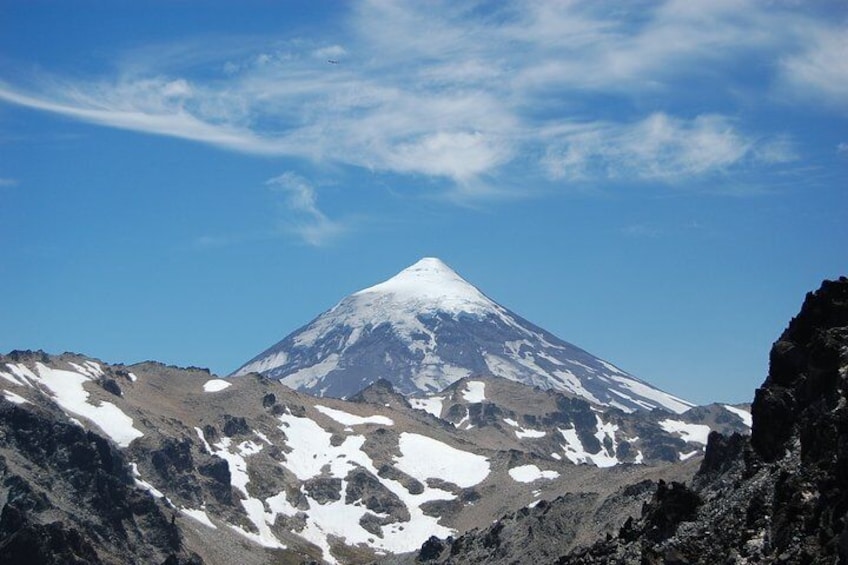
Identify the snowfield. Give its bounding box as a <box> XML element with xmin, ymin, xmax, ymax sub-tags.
<box><xmin>659</xmin><ymin>419</ymin><xmax>712</xmax><ymax>445</ymax></box>
<box><xmin>203</xmin><ymin>379</ymin><xmax>232</xmax><ymax>392</ymax></box>
<box><xmin>395</xmin><ymin>432</ymin><xmax>491</xmax><ymax>488</ymax></box>
<box><xmin>722</xmin><ymin>404</ymin><xmax>753</xmax><ymax>427</ymax></box>
<box><xmin>20</xmin><ymin>363</ymin><xmax>144</xmax><ymax>447</ymax></box>
<box><xmin>462</xmin><ymin>380</ymin><xmax>486</xmax><ymax>403</ymax></box>
<box><xmin>508</xmin><ymin>464</ymin><xmax>560</xmax><ymax>483</ymax></box>
<box><xmin>315</xmin><ymin>404</ymin><xmax>394</xmax><ymax>426</ymax></box>
<box><xmin>410</xmin><ymin>395</ymin><xmax>444</xmax><ymax>417</ymax></box>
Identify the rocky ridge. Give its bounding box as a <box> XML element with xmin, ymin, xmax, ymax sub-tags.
<box><xmin>0</xmin><ymin>351</ymin><xmax>743</xmax><ymax>564</ymax></box>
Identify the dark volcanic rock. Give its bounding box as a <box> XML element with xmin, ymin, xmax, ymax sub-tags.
<box><xmin>557</xmin><ymin>277</ymin><xmax>848</xmax><ymax>564</ymax></box>
<box><xmin>303</xmin><ymin>477</ymin><xmax>342</xmax><ymax>504</ymax></box>
<box><xmin>0</xmin><ymin>402</ymin><xmax>197</xmax><ymax>564</ymax></box>
<box><xmin>639</xmin><ymin>480</ymin><xmax>702</xmax><ymax>543</ymax></box>
<box><xmin>222</xmin><ymin>416</ymin><xmax>251</xmax><ymax>437</ymax></box>
<box><xmin>0</xmin><ymin>504</ymin><xmax>103</xmax><ymax>565</ymax></box>
<box><xmin>345</xmin><ymin>468</ymin><xmax>410</xmax><ymax>522</ymax></box>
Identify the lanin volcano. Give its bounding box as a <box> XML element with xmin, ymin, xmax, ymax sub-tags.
<box><xmin>234</xmin><ymin>258</ymin><xmax>692</xmax><ymax>414</ymax></box>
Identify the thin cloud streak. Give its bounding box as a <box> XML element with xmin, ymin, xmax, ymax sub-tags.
<box><xmin>541</xmin><ymin>113</ymin><xmax>794</xmax><ymax>182</ymax></box>
<box><xmin>266</xmin><ymin>172</ymin><xmax>345</xmax><ymax>247</ymax></box>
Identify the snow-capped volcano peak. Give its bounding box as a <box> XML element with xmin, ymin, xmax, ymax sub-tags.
<box><xmin>351</xmin><ymin>257</ymin><xmax>497</xmax><ymax>317</ymax></box>
<box><xmin>235</xmin><ymin>258</ymin><xmax>694</xmax><ymax>414</ymax></box>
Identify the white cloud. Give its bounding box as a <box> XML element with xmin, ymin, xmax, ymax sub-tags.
<box><xmin>542</xmin><ymin>113</ymin><xmax>793</xmax><ymax>182</ymax></box>
<box><xmin>0</xmin><ymin>178</ymin><xmax>18</xmax><ymax>187</ymax></box>
<box><xmin>266</xmin><ymin>173</ymin><xmax>344</xmax><ymax>246</ymax></box>
<box><xmin>0</xmin><ymin>0</ymin><xmax>835</xmax><ymax>199</ymax></box>
<box><xmin>838</xmin><ymin>142</ymin><xmax>848</xmax><ymax>154</ymax></box>
<box><xmin>780</xmin><ymin>24</ymin><xmax>848</xmax><ymax>110</ymax></box>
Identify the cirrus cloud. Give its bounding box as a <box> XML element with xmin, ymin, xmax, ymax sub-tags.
<box><xmin>0</xmin><ymin>0</ymin><xmax>839</xmax><ymax>207</ymax></box>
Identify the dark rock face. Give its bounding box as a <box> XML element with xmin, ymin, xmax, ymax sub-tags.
<box><xmin>638</xmin><ymin>481</ymin><xmax>702</xmax><ymax>543</ymax></box>
<box><xmin>303</xmin><ymin>477</ymin><xmax>342</xmax><ymax>504</ymax></box>
<box><xmin>556</xmin><ymin>277</ymin><xmax>848</xmax><ymax>564</ymax></box>
<box><xmin>751</xmin><ymin>277</ymin><xmax>848</xmax><ymax>463</ymax></box>
<box><xmin>345</xmin><ymin>469</ymin><xmax>409</xmax><ymax>522</ymax></box>
<box><xmin>197</xmin><ymin>457</ymin><xmax>233</xmax><ymax>506</ymax></box>
<box><xmin>149</xmin><ymin>438</ymin><xmax>202</xmax><ymax>504</ymax></box>
<box><xmin>0</xmin><ymin>505</ymin><xmax>103</xmax><ymax>565</ymax></box>
<box><xmin>0</xmin><ymin>402</ymin><xmax>197</xmax><ymax>564</ymax></box>
<box><xmin>222</xmin><ymin>416</ymin><xmax>251</xmax><ymax>437</ymax></box>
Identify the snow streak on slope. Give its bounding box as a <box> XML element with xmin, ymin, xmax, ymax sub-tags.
<box><xmin>203</xmin><ymin>379</ymin><xmax>231</xmax><ymax>392</ymax></box>
<box><xmin>3</xmin><ymin>362</ymin><xmax>143</xmax><ymax>447</ymax></box>
<box><xmin>659</xmin><ymin>419</ymin><xmax>712</xmax><ymax>445</ymax></box>
<box><xmin>722</xmin><ymin>404</ymin><xmax>753</xmax><ymax>427</ymax></box>
<box><xmin>235</xmin><ymin>257</ymin><xmax>694</xmax><ymax>414</ymax></box>
<box><xmin>268</xmin><ymin>411</ymin><xmax>490</xmax><ymax>562</ymax></box>
<box><xmin>314</xmin><ymin>404</ymin><xmax>394</xmax><ymax>426</ymax></box>
<box><xmin>508</xmin><ymin>465</ymin><xmax>560</xmax><ymax>483</ymax></box>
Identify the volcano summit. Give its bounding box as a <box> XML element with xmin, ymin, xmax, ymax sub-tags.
<box><xmin>235</xmin><ymin>258</ymin><xmax>692</xmax><ymax>413</ymax></box>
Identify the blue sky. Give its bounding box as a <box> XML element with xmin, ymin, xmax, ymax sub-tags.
<box><xmin>1</xmin><ymin>1</ymin><xmax>845</xmax><ymax>405</ymax></box>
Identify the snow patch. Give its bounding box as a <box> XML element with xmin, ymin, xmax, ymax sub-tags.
<box><xmin>462</xmin><ymin>381</ymin><xmax>486</xmax><ymax>403</ymax></box>
<box><xmin>610</xmin><ymin>376</ymin><xmax>694</xmax><ymax>414</ymax></box>
<box><xmin>0</xmin><ymin>369</ymin><xmax>25</xmax><ymax>387</ymax></box>
<box><xmin>3</xmin><ymin>390</ymin><xmax>28</xmax><ymax>404</ymax></box>
<box><xmin>589</xmin><ymin>415</ymin><xmax>620</xmax><ymax>468</ymax></box>
<box><xmin>31</xmin><ymin>363</ymin><xmax>143</xmax><ymax>447</ymax></box>
<box><xmin>679</xmin><ymin>450</ymin><xmax>700</xmax><ymax>461</ymax></box>
<box><xmin>508</xmin><ymin>464</ymin><xmax>560</xmax><ymax>483</ymax></box>
<box><xmin>503</xmin><ymin>418</ymin><xmax>546</xmax><ymax>439</ymax></box>
<box><xmin>395</xmin><ymin>432</ymin><xmax>490</xmax><ymax>489</ymax></box>
<box><xmin>722</xmin><ymin>405</ymin><xmax>753</xmax><ymax>428</ymax></box>
<box><xmin>515</xmin><ymin>427</ymin><xmax>546</xmax><ymax>439</ymax></box>
<box><xmin>5</xmin><ymin>363</ymin><xmax>37</xmax><ymax>384</ymax></box>
<box><xmin>315</xmin><ymin>404</ymin><xmax>394</xmax><ymax>426</ymax></box>
<box><xmin>559</xmin><ymin>421</ymin><xmax>621</xmax><ymax>468</ymax></box>
<box><xmin>203</xmin><ymin>379</ymin><xmax>231</xmax><ymax>392</ymax></box>
<box><xmin>181</xmin><ymin>508</ymin><xmax>217</xmax><ymax>529</ymax></box>
<box><xmin>559</xmin><ymin>427</ymin><xmax>590</xmax><ymax>465</ymax></box>
<box><xmin>410</xmin><ymin>396</ymin><xmax>444</xmax><ymax>418</ymax></box>
<box><xmin>130</xmin><ymin>463</ymin><xmax>165</xmax><ymax>499</ymax></box>
<box><xmin>659</xmin><ymin>419</ymin><xmax>711</xmax><ymax>445</ymax></box>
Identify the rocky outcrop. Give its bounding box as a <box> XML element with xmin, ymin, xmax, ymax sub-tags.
<box><xmin>0</xmin><ymin>401</ymin><xmax>199</xmax><ymax>564</ymax></box>
<box><xmin>556</xmin><ymin>277</ymin><xmax>848</xmax><ymax>564</ymax></box>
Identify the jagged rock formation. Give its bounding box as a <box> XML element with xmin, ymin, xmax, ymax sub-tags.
<box><xmin>234</xmin><ymin>258</ymin><xmax>693</xmax><ymax>414</ymax></box>
<box><xmin>411</xmin><ymin>277</ymin><xmax>847</xmax><ymax>564</ymax></box>
<box><xmin>0</xmin><ymin>399</ymin><xmax>199</xmax><ymax>565</ymax></box>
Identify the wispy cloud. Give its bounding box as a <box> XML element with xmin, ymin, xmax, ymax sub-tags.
<box><xmin>0</xmin><ymin>178</ymin><xmax>18</xmax><ymax>187</ymax></box>
<box><xmin>266</xmin><ymin>172</ymin><xmax>345</xmax><ymax>246</ymax></box>
<box><xmin>542</xmin><ymin>113</ymin><xmax>794</xmax><ymax>182</ymax></box>
<box><xmin>0</xmin><ymin>0</ymin><xmax>837</xmax><ymax>200</ymax></box>
<box><xmin>780</xmin><ymin>23</ymin><xmax>848</xmax><ymax>111</ymax></box>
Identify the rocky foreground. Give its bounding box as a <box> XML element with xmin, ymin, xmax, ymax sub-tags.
<box><xmin>402</xmin><ymin>277</ymin><xmax>848</xmax><ymax>564</ymax></box>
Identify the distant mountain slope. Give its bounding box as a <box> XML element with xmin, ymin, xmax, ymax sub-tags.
<box><xmin>235</xmin><ymin>258</ymin><xmax>693</xmax><ymax>413</ymax></box>
<box><xmin>0</xmin><ymin>351</ymin><xmax>738</xmax><ymax>564</ymax></box>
